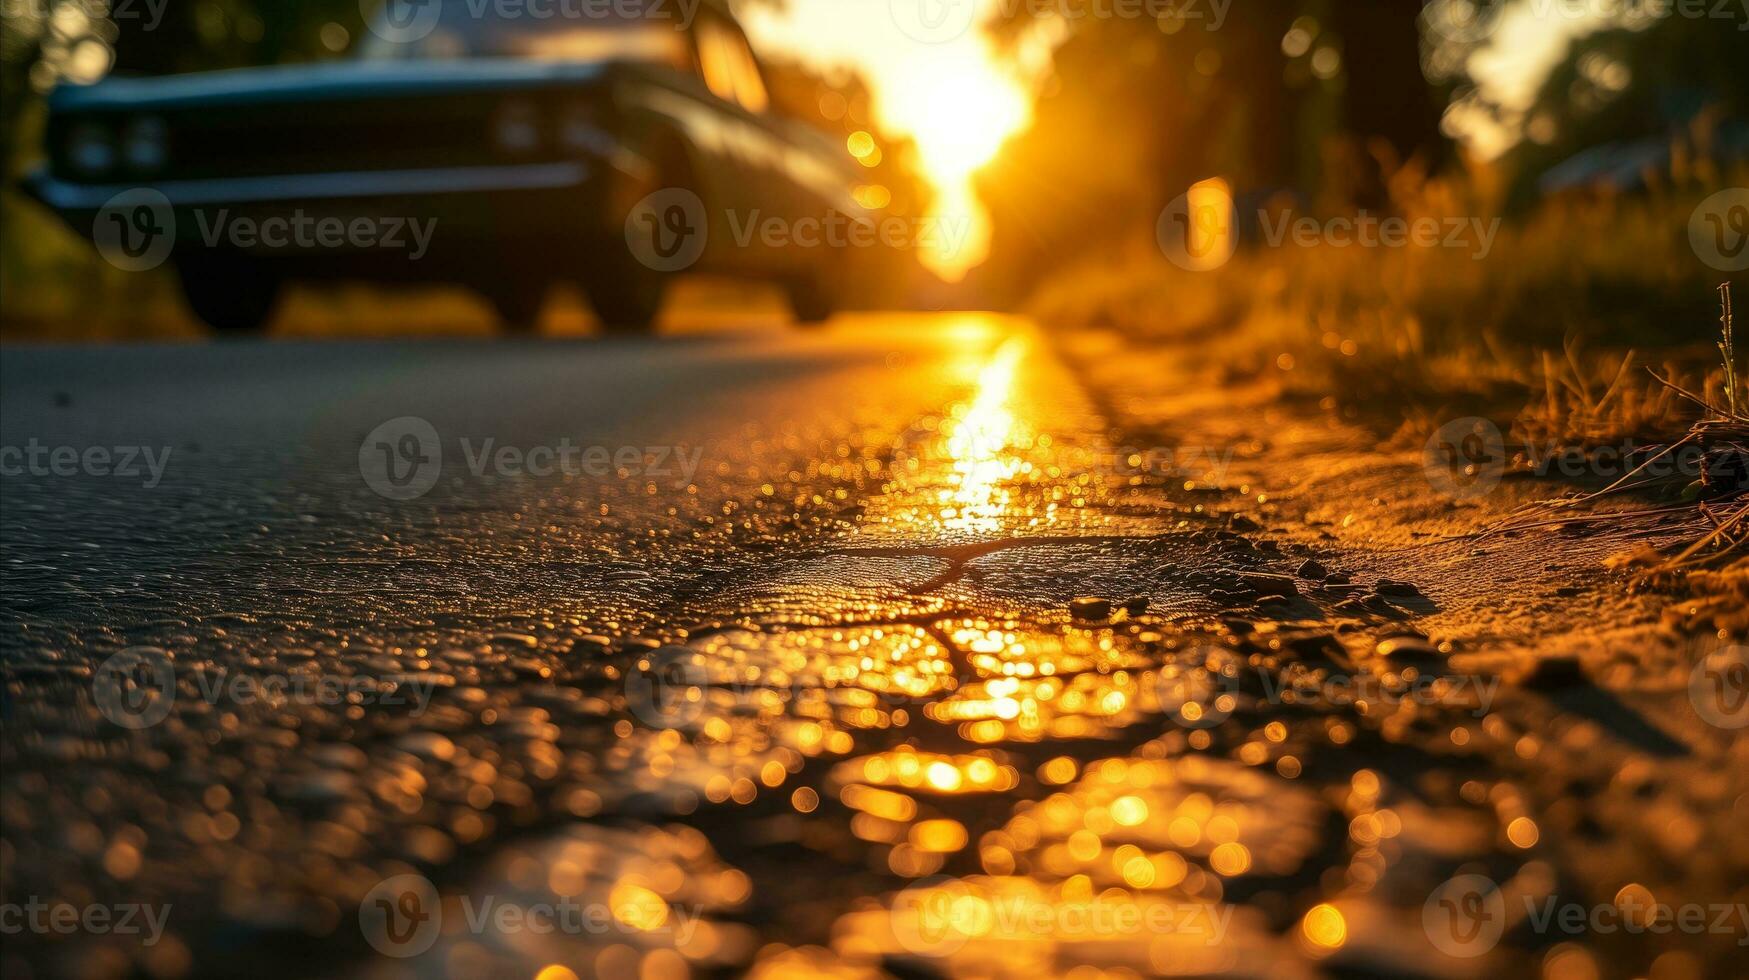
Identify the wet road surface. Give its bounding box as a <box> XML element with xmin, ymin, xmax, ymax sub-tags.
<box><xmin>3</xmin><ymin>315</ymin><xmax>1745</xmax><ymax>979</ymax></box>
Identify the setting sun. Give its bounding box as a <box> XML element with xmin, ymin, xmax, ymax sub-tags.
<box><xmin>742</xmin><ymin>1</ymin><xmax>1035</xmax><ymax>280</ymax></box>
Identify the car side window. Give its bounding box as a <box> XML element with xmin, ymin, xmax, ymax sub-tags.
<box><xmin>697</xmin><ymin>19</ymin><xmax>739</xmax><ymax>105</ymax></box>
<box><xmin>696</xmin><ymin>16</ymin><xmax>769</xmax><ymax>115</ymax></box>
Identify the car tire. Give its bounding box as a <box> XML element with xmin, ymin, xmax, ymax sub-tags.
<box><xmin>479</xmin><ymin>280</ymin><xmax>549</xmax><ymax>332</ymax></box>
<box><xmin>585</xmin><ymin>269</ymin><xmax>667</xmax><ymax>334</ymax></box>
<box><xmin>785</xmin><ymin>271</ymin><xmax>838</xmax><ymax>327</ymax></box>
<box><xmin>176</xmin><ymin>252</ymin><xmax>281</xmax><ymax>334</ymax></box>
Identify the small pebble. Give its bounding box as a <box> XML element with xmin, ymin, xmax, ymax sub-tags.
<box><xmin>1376</xmin><ymin>636</ymin><xmax>1442</xmax><ymax>662</ymax></box>
<box><xmin>1241</xmin><ymin>572</ymin><xmax>1300</xmax><ymax>597</ymax></box>
<box><xmin>1070</xmin><ymin>597</ymin><xmax>1113</xmax><ymax>620</ymax></box>
<box><xmin>1511</xmin><ymin>655</ymin><xmax>1586</xmax><ymax>690</ymax></box>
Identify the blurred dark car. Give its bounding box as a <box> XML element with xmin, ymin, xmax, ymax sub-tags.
<box><xmin>25</xmin><ymin>0</ymin><xmax>865</xmax><ymax>332</ymax></box>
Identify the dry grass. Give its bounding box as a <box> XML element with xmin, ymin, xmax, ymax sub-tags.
<box><xmin>1030</xmin><ymin>163</ymin><xmax>1745</xmax><ymax>447</ymax></box>
<box><xmin>1029</xmin><ymin>160</ymin><xmax>1747</xmax><ymax>599</ymax></box>
<box><xmin>1468</xmin><ymin>287</ymin><xmax>1745</xmax><ymax>593</ymax></box>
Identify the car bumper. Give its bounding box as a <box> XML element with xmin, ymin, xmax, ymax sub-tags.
<box><xmin>24</xmin><ymin>161</ymin><xmax>596</xmax><ymax>246</ymax></box>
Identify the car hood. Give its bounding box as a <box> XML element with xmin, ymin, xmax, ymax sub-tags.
<box><xmin>50</xmin><ymin>59</ymin><xmax>609</xmax><ymax>113</ymax></box>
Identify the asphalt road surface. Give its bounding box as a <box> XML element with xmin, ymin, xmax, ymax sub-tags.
<box><xmin>2</xmin><ymin>316</ymin><xmax>1743</xmax><ymax>980</ymax></box>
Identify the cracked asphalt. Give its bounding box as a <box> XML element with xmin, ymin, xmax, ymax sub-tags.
<box><xmin>3</xmin><ymin>315</ymin><xmax>1746</xmax><ymax>980</ymax></box>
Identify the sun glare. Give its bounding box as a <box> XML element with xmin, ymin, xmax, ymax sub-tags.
<box><xmin>742</xmin><ymin>1</ymin><xmax>1036</xmax><ymax>282</ymax></box>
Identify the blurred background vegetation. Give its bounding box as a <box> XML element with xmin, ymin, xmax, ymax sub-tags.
<box><xmin>968</xmin><ymin>0</ymin><xmax>1748</xmax><ymax>433</ymax></box>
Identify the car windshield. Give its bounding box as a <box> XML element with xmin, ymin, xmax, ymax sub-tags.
<box><xmin>358</xmin><ymin>0</ymin><xmax>693</xmax><ymax>66</ymax></box>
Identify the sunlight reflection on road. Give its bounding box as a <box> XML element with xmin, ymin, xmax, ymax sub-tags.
<box><xmin>942</xmin><ymin>336</ymin><xmax>1027</xmax><ymax>534</ymax></box>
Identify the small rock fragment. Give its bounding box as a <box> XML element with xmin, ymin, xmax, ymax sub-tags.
<box><xmin>1070</xmin><ymin>597</ymin><xmax>1113</xmax><ymax>620</ymax></box>
<box><xmin>1376</xmin><ymin>579</ymin><xmax>1422</xmax><ymax>598</ymax></box>
<box><xmin>1376</xmin><ymin>636</ymin><xmax>1442</xmax><ymax>663</ymax></box>
<box><xmin>1511</xmin><ymin>655</ymin><xmax>1586</xmax><ymax>690</ymax></box>
<box><xmin>1240</xmin><ymin>572</ymin><xmax>1300</xmax><ymax>597</ymax></box>
<box><xmin>1123</xmin><ymin>596</ymin><xmax>1151</xmax><ymax>615</ymax></box>
<box><xmin>1228</xmin><ymin>514</ymin><xmax>1262</xmax><ymax>532</ymax></box>
<box><xmin>1296</xmin><ymin>559</ymin><xmax>1329</xmax><ymax>580</ymax></box>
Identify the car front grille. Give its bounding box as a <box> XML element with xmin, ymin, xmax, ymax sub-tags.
<box><xmin>156</xmin><ymin>94</ymin><xmax>512</xmax><ymax>179</ymax></box>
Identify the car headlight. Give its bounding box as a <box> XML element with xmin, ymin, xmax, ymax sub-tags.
<box><xmin>123</xmin><ymin>117</ymin><xmax>169</xmax><ymax>173</ymax></box>
<box><xmin>67</xmin><ymin>121</ymin><xmax>116</xmax><ymax>178</ymax></box>
<box><xmin>492</xmin><ymin>100</ymin><xmax>540</xmax><ymax>155</ymax></box>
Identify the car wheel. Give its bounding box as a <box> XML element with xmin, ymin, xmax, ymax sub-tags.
<box><xmin>585</xmin><ymin>267</ymin><xmax>666</xmax><ymax>334</ymax></box>
<box><xmin>176</xmin><ymin>252</ymin><xmax>281</xmax><ymax>334</ymax></box>
<box><xmin>785</xmin><ymin>271</ymin><xmax>838</xmax><ymax>327</ymax></box>
<box><xmin>479</xmin><ymin>280</ymin><xmax>549</xmax><ymax>332</ymax></box>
